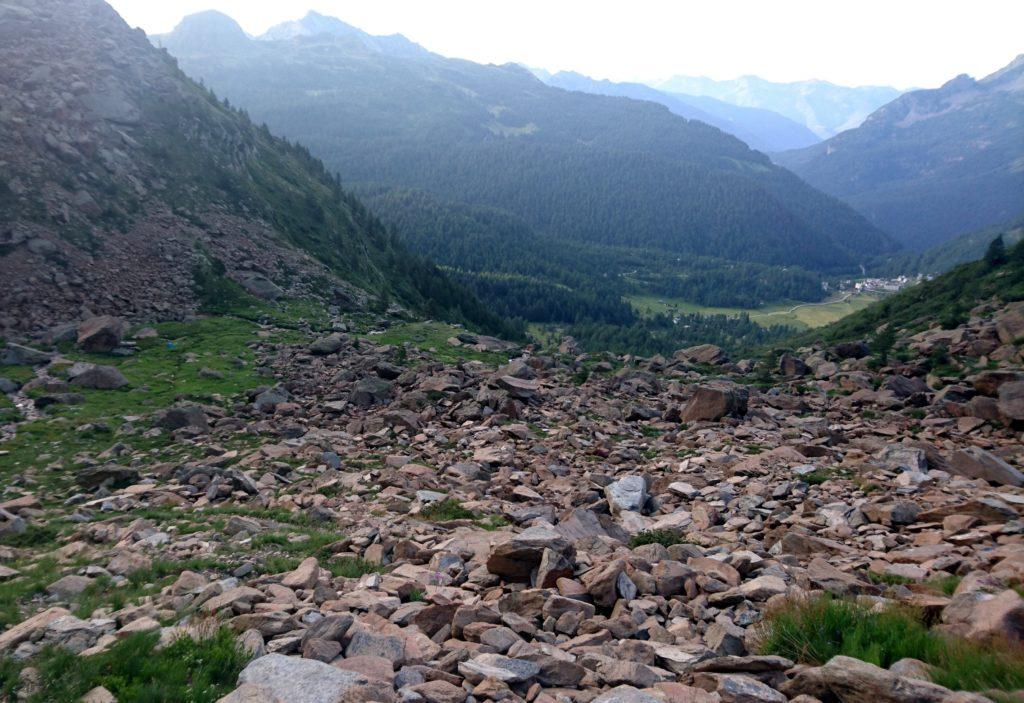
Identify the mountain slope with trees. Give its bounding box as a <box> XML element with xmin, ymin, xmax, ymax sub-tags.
<box><xmin>776</xmin><ymin>56</ymin><xmax>1024</xmax><ymax>251</ymax></box>
<box><xmin>801</xmin><ymin>235</ymin><xmax>1024</xmax><ymax>347</ymax></box>
<box><xmin>871</xmin><ymin>215</ymin><xmax>1024</xmax><ymax>277</ymax></box>
<box><xmin>155</xmin><ymin>11</ymin><xmax>895</xmax><ymax>275</ymax></box>
<box><xmin>0</xmin><ymin>0</ymin><xmax>515</xmax><ymax>339</ymax></box>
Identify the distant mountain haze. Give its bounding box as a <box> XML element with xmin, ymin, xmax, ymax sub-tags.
<box><xmin>656</xmin><ymin>75</ymin><xmax>902</xmax><ymax>139</ymax></box>
<box><xmin>154</xmin><ymin>10</ymin><xmax>895</xmax><ymax>275</ymax></box>
<box><xmin>541</xmin><ymin>71</ymin><xmax>820</xmax><ymax>153</ymax></box>
<box><xmin>776</xmin><ymin>56</ymin><xmax>1024</xmax><ymax>251</ymax></box>
<box><xmin>258</xmin><ymin>11</ymin><xmax>429</xmax><ymax>58</ymax></box>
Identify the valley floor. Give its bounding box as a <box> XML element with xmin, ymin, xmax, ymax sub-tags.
<box><xmin>627</xmin><ymin>292</ymin><xmax>884</xmax><ymax>330</ymax></box>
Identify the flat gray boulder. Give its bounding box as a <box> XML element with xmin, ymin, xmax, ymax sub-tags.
<box><xmin>233</xmin><ymin>654</ymin><xmax>387</xmax><ymax>703</ymax></box>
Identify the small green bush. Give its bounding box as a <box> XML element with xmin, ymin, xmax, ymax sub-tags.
<box><xmin>757</xmin><ymin>596</ymin><xmax>1024</xmax><ymax>693</ymax></box>
<box><xmin>629</xmin><ymin>530</ymin><xmax>687</xmax><ymax>548</ymax></box>
<box><xmin>801</xmin><ymin>469</ymin><xmax>836</xmax><ymax>485</ymax></box>
<box><xmin>0</xmin><ymin>523</ymin><xmax>61</xmax><ymax>549</ymax></box>
<box><xmin>419</xmin><ymin>499</ymin><xmax>477</xmax><ymax>522</ymax></box>
<box><xmin>867</xmin><ymin>571</ymin><xmax>917</xmax><ymax>586</ymax></box>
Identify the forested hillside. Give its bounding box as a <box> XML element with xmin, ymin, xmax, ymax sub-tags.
<box><xmin>802</xmin><ymin>236</ymin><xmax>1024</xmax><ymax>347</ymax></box>
<box><xmin>0</xmin><ymin>0</ymin><xmax>515</xmax><ymax>339</ymax></box>
<box><xmin>156</xmin><ymin>11</ymin><xmax>895</xmax><ymax>276</ymax></box>
<box><xmin>871</xmin><ymin>215</ymin><xmax>1024</xmax><ymax>277</ymax></box>
<box><xmin>776</xmin><ymin>56</ymin><xmax>1024</xmax><ymax>250</ymax></box>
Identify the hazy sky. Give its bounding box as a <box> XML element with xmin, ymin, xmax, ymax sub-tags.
<box><xmin>108</xmin><ymin>0</ymin><xmax>1023</xmax><ymax>89</ymax></box>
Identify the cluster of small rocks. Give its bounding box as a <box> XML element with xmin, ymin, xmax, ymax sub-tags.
<box><xmin>2</xmin><ymin>301</ymin><xmax>1023</xmax><ymax>703</ymax></box>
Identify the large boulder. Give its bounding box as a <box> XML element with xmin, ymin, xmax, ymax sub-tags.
<box><xmin>884</xmin><ymin>375</ymin><xmax>930</xmax><ymax>399</ymax></box>
<box><xmin>486</xmin><ymin>526</ymin><xmax>575</xmax><ymax>582</ymax></box>
<box><xmin>970</xmin><ymin>370</ymin><xmax>1024</xmax><ymax>396</ymax></box>
<box><xmin>231</xmin><ymin>654</ymin><xmax>393</xmax><ymax>703</ymax></box>
<box><xmin>963</xmin><ymin>589</ymin><xmax>1024</xmax><ymax>643</ymax></box>
<box><xmin>605</xmin><ymin>475</ymin><xmax>648</xmax><ymax>515</ymax></box>
<box><xmin>68</xmin><ymin>364</ymin><xmax>128</xmax><ymax>390</ymax></box>
<box><xmin>947</xmin><ymin>447</ymin><xmax>1024</xmax><ymax>487</ymax></box>
<box><xmin>997</xmin><ymin>381</ymin><xmax>1024</xmax><ymax>421</ymax></box>
<box><xmin>675</xmin><ymin>344</ymin><xmax>728</xmax><ymax>366</ymax></box>
<box><xmin>1</xmin><ymin>342</ymin><xmax>53</xmax><ymax>366</ymax></box>
<box><xmin>458</xmin><ymin>653</ymin><xmax>541</xmax><ymax>685</ymax></box>
<box><xmin>995</xmin><ymin>301</ymin><xmax>1024</xmax><ymax>345</ymax></box>
<box><xmin>349</xmin><ymin>377</ymin><xmax>392</xmax><ymax>409</ymax></box>
<box><xmin>308</xmin><ymin>333</ymin><xmax>347</xmax><ymax>355</ymax></box>
<box><xmin>833</xmin><ymin>341</ymin><xmax>870</xmax><ymax>359</ymax></box>
<box><xmin>784</xmin><ymin>655</ymin><xmax>962</xmax><ymax>703</ymax></box>
<box><xmin>779</xmin><ymin>353</ymin><xmax>809</xmax><ymax>377</ymax></box>
<box><xmin>681</xmin><ymin>385</ymin><xmax>748</xmax><ymax>423</ymax></box>
<box><xmin>74</xmin><ymin>465</ymin><xmax>140</xmax><ymax>490</ymax></box>
<box><xmin>76</xmin><ymin>316</ymin><xmax>126</xmax><ymax>353</ymax></box>
<box><xmin>154</xmin><ymin>405</ymin><xmax>210</xmax><ymax>432</ymax></box>
<box><xmin>237</xmin><ymin>274</ymin><xmax>283</xmax><ymax>301</ymax></box>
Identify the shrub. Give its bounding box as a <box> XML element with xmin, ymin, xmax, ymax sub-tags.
<box><xmin>629</xmin><ymin>529</ymin><xmax>687</xmax><ymax>548</ymax></box>
<box><xmin>801</xmin><ymin>469</ymin><xmax>836</xmax><ymax>485</ymax></box>
<box><xmin>419</xmin><ymin>499</ymin><xmax>477</xmax><ymax>522</ymax></box>
<box><xmin>867</xmin><ymin>571</ymin><xmax>917</xmax><ymax>586</ymax></box>
<box><xmin>756</xmin><ymin>596</ymin><xmax>1024</xmax><ymax>693</ymax></box>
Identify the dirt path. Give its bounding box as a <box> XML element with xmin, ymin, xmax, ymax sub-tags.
<box><xmin>758</xmin><ymin>292</ymin><xmax>854</xmax><ymax>318</ymax></box>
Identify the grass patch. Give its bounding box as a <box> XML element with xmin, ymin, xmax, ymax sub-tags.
<box><xmin>927</xmin><ymin>574</ymin><xmax>962</xmax><ymax>596</ymax></box>
<box><xmin>419</xmin><ymin>499</ymin><xmax>477</xmax><ymax>522</ymax></box>
<box><xmin>800</xmin><ymin>468</ymin><xmax>848</xmax><ymax>485</ymax></box>
<box><xmin>629</xmin><ymin>530</ymin><xmax>688</xmax><ymax>549</ymax></box>
<box><xmin>867</xmin><ymin>571</ymin><xmax>917</xmax><ymax>587</ymax></box>
<box><xmin>0</xmin><ymin>627</ymin><xmax>248</xmax><ymax>702</ymax></box>
<box><xmin>477</xmin><ymin>514</ymin><xmax>511</xmax><ymax>531</ymax></box>
<box><xmin>326</xmin><ymin>557</ymin><xmax>385</xmax><ymax>579</ymax></box>
<box><xmin>0</xmin><ymin>316</ymin><xmax>270</xmax><ymax>494</ymax></box>
<box><xmin>757</xmin><ymin>595</ymin><xmax>1024</xmax><ymax>694</ymax></box>
<box><xmin>0</xmin><ymin>522</ymin><xmax>62</xmax><ymax>549</ymax></box>
<box><xmin>0</xmin><ymin>557</ymin><xmax>62</xmax><ymax>628</ymax></box>
<box><xmin>366</xmin><ymin>322</ymin><xmax>510</xmax><ymax>367</ymax></box>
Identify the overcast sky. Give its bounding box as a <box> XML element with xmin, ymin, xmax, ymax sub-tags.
<box><xmin>108</xmin><ymin>0</ymin><xmax>1022</xmax><ymax>89</ymax></box>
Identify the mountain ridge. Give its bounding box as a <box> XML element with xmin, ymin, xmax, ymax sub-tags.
<box><xmin>542</xmin><ymin>70</ymin><xmax>820</xmax><ymax>152</ymax></box>
<box><xmin>656</xmin><ymin>74</ymin><xmax>902</xmax><ymax>139</ymax></box>
<box><xmin>775</xmin><ymin>55</ymin><xmax>1024</xmax><ymax>251</ymax></box>
<box><xmin>155</xmin><ymin>10</ymin><xmax>896</xmax><ymax>274</ymax></box>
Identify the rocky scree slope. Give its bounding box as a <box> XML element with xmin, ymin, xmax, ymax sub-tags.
<box><xmin>0</xmin><ymin>0</ymin><xmax>503</xmax><ymax>341</ymax></box>
<box><xmin>0</xmin><ymin>294</ymin><xmax>1022</xmax><ymax>701</ymax></box>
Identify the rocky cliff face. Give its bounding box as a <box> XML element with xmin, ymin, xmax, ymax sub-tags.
<box><xmin>0</xmin><ymin>0</ymin><xmax>390</xmax><ymax>338</ymax></box>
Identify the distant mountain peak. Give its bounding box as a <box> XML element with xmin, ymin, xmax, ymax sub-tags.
<box><xmin>654</xmin><ymin>74</ymin><xmax>901</xmax><ymax>138</ymax></box>
<box><xmin>153</xmin><ymin>9</ymin><xmax>251</xmax><ymax>53</ymax></box>
<box><xmin>260</xmin><ymin>11</ymin><xmax>361</xmax><ymax>41</ymax></box>
<box><xmin>255</xmin><ymin>11</ymin><xmax>427</xmax><ymax>57</ymax></box>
